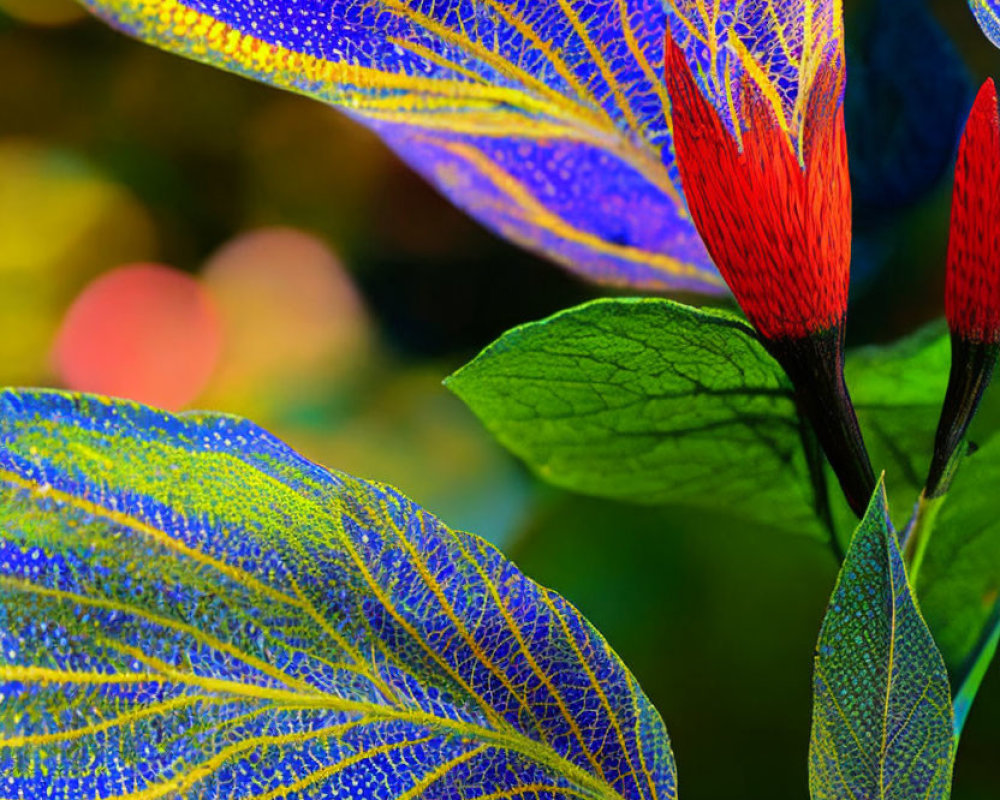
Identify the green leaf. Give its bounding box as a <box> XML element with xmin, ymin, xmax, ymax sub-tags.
<box><xmin>447</xmin><ymin>298</ymin><xmax>826</xmax><ymax>537</ymax></box>
<box><xmin>845</xmin><ymin>321</ymin><xmax>949</xmax><ymax>526</ymax></box>
<box><xmin>845</xmin><ymin>319</ymin><xmax>1000</xmax><ymax>507</ymax></box>
<box><xmin>917</xmin><ymin>433</ymin><xmax>1000</xmax><ymax>732</ymax></box>
<box><xmin>809</xmin><ymin>481</ymin><xmax>954</xmax><ymax>800</ymax></box>
<box><xmin>0</xmin><ymin>389</ymin><xmax>676</xmax><ymax>800</ymax></box>
<box><xmin>844</xmin><ymin>321</ymin><xmax>1000</xmax><ymax>731</ymax></box>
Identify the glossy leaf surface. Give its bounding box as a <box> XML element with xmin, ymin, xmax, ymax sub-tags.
<box><xmin>665</xmin><ymin>0</ymin><xmax>845</xmax><ymax>155</ymax></box>
<box><xmin>77</xmin><ymin>0</ymin><xmax>722</xmax><ymax>293</ymax></box>
<box><xmin>810</xmin><ymin>483</ymin><xmax>954</xmax><ymax>800</ymax></box>
<box><xmin>446</xmin><ymin>298</ymin><xmax>826</xmax><ymax>537</ymax></box>
<box><xmin>0</xmin><ymin>389</ymin><xmax>675</xmax><ymax>800</ymax></box>
<box><xmin>971</xmin><ymin>0</ymin><xmax>1000</xmax><ymax>47</ymax></box>
<box><xmin>448</xmin><ymin>310</ymin><xmax>980</xmax><ymax>541</ymax></box>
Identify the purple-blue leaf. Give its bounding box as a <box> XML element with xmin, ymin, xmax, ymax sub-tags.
<box><xmin>0</xmin><ymin>389</ymin><xmax>676</xmax><ymax>799</ymax></box>
<box><xmin>76</xmin><ymin>0</ymin><xmax>723</xmax><ymax>292</ymax></box>
<box><xmin>665</xmin><ymin>0</ymin><xmax>845</xmax><ymax>158</ymax></box>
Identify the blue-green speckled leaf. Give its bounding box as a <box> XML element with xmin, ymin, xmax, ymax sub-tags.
<box><xmin>0</xmin><ymin>389</ymin><xmax>675</xmax><ymax>800</ymax></box>
<box><xmin>809</xmin><ymin>481</ymin><xmax>954</xmax><ymax>800</ymax></box>
<box><xmin>916</xmin><ymin>433</ymin><xmax>1000</xmax><ymax>736</ymax></box>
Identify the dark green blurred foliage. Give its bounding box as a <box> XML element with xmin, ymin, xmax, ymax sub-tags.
<box><xmin>2</xmin><ymin>1</ymin><xmax>1000</xmax><ymax>798</ymax></box>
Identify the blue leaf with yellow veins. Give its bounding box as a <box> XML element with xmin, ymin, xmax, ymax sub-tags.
<box><xmin>665</xmin><ymin>0</ymin><xmax>845</xmax><ymax>157</ymax></box>
<box><xmin>971</xmin><ymin>0</ymin><xmax>1000</xmax><ymax>47</ymax></box>
<box><xmin>0</xmin><ymin>389</ymin><xmax>676</xmax><ymax>800</ymax></box>
<box><xmin>73</xmin><ymin>0</ymin><xmax>722</xmax><ymax>294</ymax></box>
<box><xmin>809</xmin><ymin>481</ymin><xmax>954</xmax><ymax>800</ymax></box>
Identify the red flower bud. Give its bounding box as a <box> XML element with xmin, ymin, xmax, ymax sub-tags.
<box><xmin>946</xmin><ymin>79</ymin><xmax>1000</xmax><ymax>343</ymax></box>
<box><xmin>664</xmin><ymin>33</ymin><xmax>875</xmax><ymax>518</ymax></box>
<box><xmin>663</xmin><ymin>35</ymin><xmax>850</xmax><ymax>341</ymax></box>
<box><xmin>926</xmin><ymin>79</ymin><xmax>1000</xmax><ymax>497</ymax></box>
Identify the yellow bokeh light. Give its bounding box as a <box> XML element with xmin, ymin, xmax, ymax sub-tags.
<box><xmin>0</xmin><ymin>140</ymin><xmax>156</xmax><ymax>385</ymax></box>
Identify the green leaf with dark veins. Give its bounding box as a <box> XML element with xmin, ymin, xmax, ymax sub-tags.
<box><xmin>446</xmin><ymin>298</ymin><xmax>827</xmax><ymax>538</ymax></box>
<box><xmin>810</xmin><ymin>481</ymin><xmax>954</xmax><ymax>800</ymax></box>
<box><xmin>845</xmin><ymin>321</ymin><xmax>949</xmax><ymax>527</ymax></box>
<box><xmin>846</xmin><ymin>319</ymin><xmax>1000</xmax><ymax>506</ymax></box>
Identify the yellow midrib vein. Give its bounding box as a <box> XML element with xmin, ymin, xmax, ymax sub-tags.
<box><xmin>879</xmin><ymin>556</ymin><xmax>900</xmax><ymax>800</ymax></box>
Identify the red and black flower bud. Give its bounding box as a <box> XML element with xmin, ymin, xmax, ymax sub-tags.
<box><xmin>664</xmin><ymin>35</ymin><xmax>876</xmax><ymax>517</ymax></box>
<box><xmin>926</xmin><ymin>79</ymin><xmax>1000</xmax><ymax>498</ymax></box>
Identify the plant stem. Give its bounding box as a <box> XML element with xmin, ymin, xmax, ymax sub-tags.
<box><xmin>925</xmin><ymin>336</ymin><xmax>999</xmax><ymax>498</ymax></box>
<box><xmin>765</xmin><ymin>326</ymin><xmax>876</xmax><ymax>520</ymax></box>
<box><xmin>902</xmin><ymin>491</ymin><xmax>946</xmax><ymax>586</ymax></box>
<box><xmin>797</xmin><ymin>403</ymin><xmax>842</xmax><ymax>561</ymax></box>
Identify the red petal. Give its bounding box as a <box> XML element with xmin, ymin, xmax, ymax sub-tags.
<box><xmin>664</xmin><ymin>35</ymin><xmax>849</xmax><ymax>341</ymax></box>
<box><xmin>947</xmin><ymin>79</ymin><xmax>1000</xmax><ymax>342</ymax></box>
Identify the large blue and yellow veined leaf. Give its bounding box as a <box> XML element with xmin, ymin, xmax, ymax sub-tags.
<box><xmin>0</xmin><ymin>389</ymin><xmax>676</xmax><ymax>799</ymax></box>
<box><xmin>971</xmin><ymin>0</ymin><xmax>1000</xmax><ymax>47</ymax></box>
<box><xmin>665</xmin><ymin>0</ymin><xmax>845</xmax><ymax>157</ymax></box>
<box><xmin>75</xmin><ymin>0</ymin><xmax>722</xmax><ymax>293</ymax></box>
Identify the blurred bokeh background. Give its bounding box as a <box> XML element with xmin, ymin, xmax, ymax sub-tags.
<box><xmin>1</xmin><ymin>1</ymin><xmax>999</xmax><ymax>797</ymax></box>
